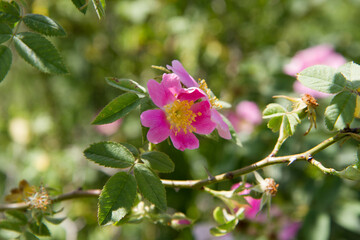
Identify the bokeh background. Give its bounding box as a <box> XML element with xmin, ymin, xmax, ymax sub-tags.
<box><xmin>1</xmin><ymin>0</ymin><xmax>360</xmax><ymax>239</ymax></box>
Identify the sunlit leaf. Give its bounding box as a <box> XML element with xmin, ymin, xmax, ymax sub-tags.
<box><xmin>297</xmin><ymin>65</ymin><xmax>345</xmax><ymax>93</ymax></box>
<box><xmin>98</xmin><ymin>172</ymin><xmax>137</xmax><ymax>225</ymax></box>
<box><xmin>13</xmin><ymin>32</ymin><xmax>67</xmax><ymax>74</ymax></box>
<box><xmin>92</xmin><ymin>92</ymin><xmax>141</xmax><ymax>125</ymax></box>
<box><xmin>141</xmin><ymin>151</ymin><xmax>174</xmax><ymax>173</ymax></box>
<box><xmin>134</xmin><ymin>163</ymin><xmax>167</xmax><ymax>211</ymax></box>
<box><xmin>210</xmin><ymin>219</ymin><xmax>238</xmax><ymax>237</ymax></box>
<box><xmin>325</xmin><ymin>91</ymin><xmax>356</xmax><ymax>130</ymax></box>
<box><xmin>84</xmin><ymin>141</ymin><xmax>135</xmax><ymax>168</ymax></box>
<box><xmin>105</xmin><ymin>77</ymin><xmax>146</xmax><ymax>95</ymax></box>
<box><xmin>338</xmin><ymin>62</ymin><xmax>360</xmax><ymax>90</ymax></box>
<box><xmin>120</xmin><ymin>143</ymin><xmax>139</xmax><ymax>158</ymax></box>
<box><xmin>23</xmin><ymin>14</ymin><xmax>66</xmax><ymax>37</ymax></box>
<box><xmin>0</xmin><ymin>45</ymin><xmax>11</xmax><ymax>83</ymax></box>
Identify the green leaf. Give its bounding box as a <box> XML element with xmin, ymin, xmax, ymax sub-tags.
<box><xmin>337</xmin><ymin>165</ymin><xmax>360</xmax><ymax>181</ymax></box>
<box><xmin>0</xmin><ymin>1</ymin><xmax>20</xmax><ymax>24</ymax></box>
<box><xmin>84</xmin><ymin>141</ymin><xmax>135</xmax><ymax>168</ymax></box>
<box><xmin>263</xmin><ymin>103</ymin><xmax>287</xmax><ymax>132</ymax></box>
<box><xmin>0</xmin><ymin>220</ymin><xmax>22</xmax><ymax>232</ymax></box>
<box><xmin>297</xmin><ymin>65</ymin><xmax>345</xmax><ymax>93</ymax></box>
<box><xmin>120</xmin><ymin>143</ymin><xmax>139</xmax><ymax>158</ymax></box>
<box><xmin>0</xmin><ymin>23</ymin><xmax>12</xmax><ymax>43</ymax></box>
<box><xmin>44</xmin><ymin>216</ymin><xmax>66</xmax><ymax>225</ymax></box>
<box><xmin>22</xmin><ymin>231</ymin><xmax>40</xmax><ymax>240</ymax></box>
<box><xmin>262</xmin><ymin>103</ymin><xmax>286</xmax><ymax>118</ymax></box>
<box><xmin>0</xmin><ymin>45</ymin><xmax>12</xmax><ymax>83</ymax></box>
<box><xmin>5</xmin><ymin>210</ymin><xmax>27</xmax><ymax>225</ymax></box>
<box><xmin>98</xmin><ymin>172</ymin><xmax>137</xmax><ymax>225</ymax></box>
<box><xmin>282</xmin><ymin>113</ymin><xmax>301</xmax><ymax>137</ymax></box>
<box><xmin>213</xmin><ymin>207</ymin><xmax>227</xmax><ymax>225</ymax></box>
<box><xmin>141</xmin><ymin>151</ymin><xmax>174</xmax><ymax>173</ymax></box>
<box><xmin>134</xmin><ymin>163</ymin><xmax>167</xmax><ymax>211</ymax></box>
<box><xmin>325</xmin><ymin>91</ymin><xmax>356</xmax><ymax>130</ymax></box>
<box><xmin>13</xmin><ymin>32</ymin><xmax>67</xmax><ymax>74</ymax></box>
<box><xmin>29</xmin><ymin>222</ymin><xmax>50</xmax><ymax>236</ymax></box>
<box><xmin>210</xmin><ymin>219</ymin><xmax>238</xmax><ymax>237</ymax></box>
<box><xmin>105</xmin><ymin>77</ymin><xmax>146</xmax><ymax>95</ymax></box>
<box><xmin>338</xmin><ymin>62</ymin><xmax>360</xmax><ymax>90</ymax></box>
<box><xmin>92</xmin><ymin>92</ymin><xmax>141</xmax><ymax>125</ymax></box>
<box><xmin>71</xmin><ymin>0</ymin><xmax>88</xmax><ymax>14</ymax></box>
<box><xmin>23</xmin><ymin>14</ymin><xmax>66</xmax><ymax>37</ymax></box>
<box><xmin>92</xmin><ymin>0</ymin><xmax>106</xmax><ymax>19</ymax></box>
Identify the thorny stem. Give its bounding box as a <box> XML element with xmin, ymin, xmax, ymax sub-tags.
<box><xmin>0</xmin><ymin>130</ymin><xmax>357</xmax><ymax>212</ymax></box>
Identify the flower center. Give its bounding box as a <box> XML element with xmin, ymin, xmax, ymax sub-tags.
<box><xmin>198</xmin><ymin>79</ymin><xmax>222</xmax><ymax>109</ymax></box>
<box><xmin>164</xmin><ymin>100</ymin><xmax>201</xmax><ymax>135</ymax></box>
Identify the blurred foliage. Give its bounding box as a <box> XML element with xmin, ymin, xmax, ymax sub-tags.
<box><xmin>1</xmin><ymin>0</ymin><xmax>360</xmax><ymax>239</ymax></box>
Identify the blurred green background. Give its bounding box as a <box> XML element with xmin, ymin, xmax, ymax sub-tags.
<box><xmin>1</xmin><ymin>0</ymin><xmax>360</xmax><ymax>239</ymax></box>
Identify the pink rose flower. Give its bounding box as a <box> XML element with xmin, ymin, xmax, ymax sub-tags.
<box><xmin>167</xmin><ymin>60</ymin><xmax>231</xmax><ymax>139</ymax></box>
<box><xmin>227</xmin><ymin>101</ymin><xmax>262</xmax><ymax>134</ymax></box>
<box><xmin>140</xmin><ymin>73</ymin><xmax>216</xmax><ymax>151</ymax></box>
<box><xmin>231</xmin><ymin>183</ymin><xmax>261</xmax><ymax>219</ymax></box>
<box><xmin>284</xmin><ymin>44</ymin><xmax>346</xmax><ymax>98</ymax></box>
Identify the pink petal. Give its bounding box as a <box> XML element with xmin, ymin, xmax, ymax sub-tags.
<box><xmin>140</xmin><ymin>110</ymin><xmax>170</xmax><ymax>144</ymax></box>
<box><xmin>148</xmin><ymin>79</ymin><xmax>175</xmax><ymax>108</ymax></box>
<box><xmin>167</xmin><ymin>60</ymin><xmax>198</xmax><ymax>87</ymax></box>
<box><xmin>147</xmin><ymin>126</ymin><xmax>170</xmax><ymax>144</ymax></box>
<box><xmin>284</xmin><ymin>44</ymin><xmax>346</xmax><ymax>76</ymax></box>
<box><xmin>170</xmin><ymin>131</ymin><xmax>199</xmax><ymax>151</ymax></box>
<box><xmin>177</xmin><ymin>87</ymin><xmax>207</xmax><ymax>102</ymax></box>
<box><xmin>211</xmin><ymin>109</ymin><xmax>231</xmax><ymax>139</ymax></box>
<box><xmin>190</xmin><ymin>101</ymin><xmax>216</xmax><ymax>134</ymax></box>
<box><xmin>140</xmin><ymin>109</ymin><xmax>167</xmax><ymax>128</ymax></box>
<box><xmin>236</xmin><ymin>101</ymin><xmax>262</xmax><ymax>125</ymax></box>
<box><xmin>161</xmin><ymin>73</ymin><xmax>182</xmax><ymax>96</ymax></box>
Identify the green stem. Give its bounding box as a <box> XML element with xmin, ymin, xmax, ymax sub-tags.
<box><xmin>0</xmin><ymin>131</ymin><xmax>353</xmax><ymax>211</ymax></box>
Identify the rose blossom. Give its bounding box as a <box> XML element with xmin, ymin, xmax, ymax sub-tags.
<box><xmin>227</xmin><ymin>101</ymin><xmax>262</xmax><ymax>134</ymax></box>
<box><xmin>167</xmin><ymin>60</ymin><xmax>231</xmax><ymax>139</ymax></box>
<box><xmin>140</xmin><ymin>73</ymin><xmax>216</xmax><ymax>151</ymax></box>
<box><xmin>284</xmin><ymin>44</ymin><xmax>346</xmax><ymax>98</ymax></box>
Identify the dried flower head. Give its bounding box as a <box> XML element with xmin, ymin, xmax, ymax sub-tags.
<box><xmin>261</xmin><ymin>178</ymin><xmax>279</xmax><ymax>197</ymax></box>
<box><xmin>301</xmin><ymin>94</ymin><xmax>318</xmax><ymax>135</ymax></box>
<box><xmin>27</xmin><ymin>186</ymin><xmax>51</xmax><ymax>210</ymax></box>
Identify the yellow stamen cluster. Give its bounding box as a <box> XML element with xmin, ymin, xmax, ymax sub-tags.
<box><xmin>198</xmin><ymin>79</ymin><xmax>222</xmax><ymax>109</ymax></box>
<box><xmin>165</xmin><ymin>100</ymin><xmax>202</xmax><ymax>135</ymax></box>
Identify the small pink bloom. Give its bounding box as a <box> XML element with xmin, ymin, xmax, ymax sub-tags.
<box><xmin>140</xmin><ymin>74</ymin><xmax>216</xmax><ymax>151</ymax></box>
<box><xmin>227</xmin><ymin>101</ymin><xmax>262</xmax><ymax>133</ymax></box>
<box><xmin>94</xmin><ymin>119</ymin><xmax>122</xmax><ymax>136</ymax></box>
<box><xmin>167</xmin><ymin>60</ymin><xmax>231</xmax><ymax>139</ymax></box>
<box><xmin>231</xmin><ymin>183</ymin><xmax>261</xmax><ymax>219</ymax></box>
<box><xmin>284</xmin><ymin>44</ymin><xmax>346</xmax><ymax>98</ymax></box>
